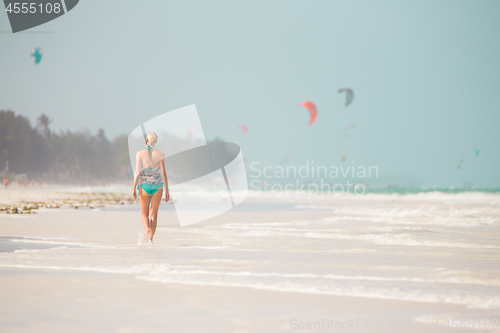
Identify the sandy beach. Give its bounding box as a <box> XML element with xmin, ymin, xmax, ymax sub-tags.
<box><xmin>0</xmin><ymin>268</ymin><xmax>471</xmax><ymax>333</ymax></box>
<box><xmin>1</xmin><ymin>185</ymin><xmax>499</xmax><ymax>332</ymax></box>
<box><xmin>0</xmin><ymin>184</ymin><xmax>132</xmax><ymax>212</ymax></box>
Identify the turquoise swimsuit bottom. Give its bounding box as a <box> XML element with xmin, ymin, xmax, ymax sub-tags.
<box><xmin>137</xmin><ymin>183</ymin><xmax>163</xmax><ymax>195</ymax></box>
<box><xmin>137</xmin><ymin>167</ymin><xmax>163</xmax><ymax>195</ymax></box>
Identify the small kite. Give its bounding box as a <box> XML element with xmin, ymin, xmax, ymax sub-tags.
<box><xmin>473</xmin><ymin>148</ymin><xmax>480</xmax><ymax>157</ymax></box>
<box><xmin>188</xmin><ymin>125</ymin><xmax>202</xmax><ymax>139</ymax></box>
<box><xmin>343</xmin><ymin>124</ymin><xmax>356</xmax><ymax>137</ymax></box>
<box><xmin>338</xmin><ymin>88</ymin><xmax>354</xmax><ymax>106</ymax></box>
<box><xmin>238</xmin><ymin>124</ymin><xmax>248</xmax><ymax>134</ymax></box>
<box><xmin>340</xmin><ymin>151</ymin><xmax>346</xmax><ymax>161</ymax></box>
<box><xmin>31</xmin><ymin>48</ymin><xmax>43</xmax><ymax>64</ymax></box>
<box><xmin>298</xmin><ymin>100</ymin><xmax>317</xmax><ymax>125</ymax></box>
<box><xmin>279</xmin><ymin>152</ymin><xmax>290</xmax><ymax>165</ymax></box>
<box><xmin>457</xmin><ymin>160</ymin><xmax>465</xmax><ymax>169</ymax></box>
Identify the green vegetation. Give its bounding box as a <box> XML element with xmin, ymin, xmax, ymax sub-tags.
<box><xmin>0</xmin><ymin>110</ymin><xmax>130</xmax><ymax>183</ymax></box>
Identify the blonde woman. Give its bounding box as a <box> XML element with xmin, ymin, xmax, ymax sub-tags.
<box><xmin>132</xmin><ymin>132</ymin><xmax>169</xmax><ymax>243</ymax></box>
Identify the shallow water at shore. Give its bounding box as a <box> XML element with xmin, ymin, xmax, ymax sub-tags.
<box><xmin>1</xmin><ymin>189</ymin><xmax>499</xmax><ymax>317</ymax></box>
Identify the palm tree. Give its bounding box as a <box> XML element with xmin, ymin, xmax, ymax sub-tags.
<box><xmin>36</xmin><ymin>114</ymin><xmax>52</xmax><ymax>138</ymax></box>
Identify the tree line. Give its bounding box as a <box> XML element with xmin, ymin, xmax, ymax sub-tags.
<box><xmin>0</xmin><ymin>110</ymin><xmax>130</xmax><ymax>183</ymax></box>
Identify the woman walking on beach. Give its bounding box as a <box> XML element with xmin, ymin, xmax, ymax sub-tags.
<box><xmin>132</xmin><ymin>132</ymin><xmax>170</xmax><ymax>243</ymax></box>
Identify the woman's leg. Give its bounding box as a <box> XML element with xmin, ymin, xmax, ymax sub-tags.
<box><xmin>139</xmin><ymin>187</ymin><xmax>151</xmax><ymax>237</ymax></box>
<box><xmin>148</xmin><ymin>187</ymin><xmax>163</xmax><ymax>242</ymax></box>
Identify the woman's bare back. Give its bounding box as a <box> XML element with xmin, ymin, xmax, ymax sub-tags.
<box><xmin>136</xmin><ymin>149</ymin><xmax>165</xmax><ymax>169</ymax></box>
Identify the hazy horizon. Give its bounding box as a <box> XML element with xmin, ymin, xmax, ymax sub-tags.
<box><xmin>1</xmin><ymin>0</ymin><xmax>499</xmax><ymax>188</ymax></box>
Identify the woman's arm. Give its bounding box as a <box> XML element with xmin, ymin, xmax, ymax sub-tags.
<box><xmin>160</xmin><ymin>158</ymin><xmax>170</xmax><ymax>202</ymax></box>
<box><xmin>132</xmin><ymin>152</ymin><xmax>141</xmax><ymax>200</ymax></box>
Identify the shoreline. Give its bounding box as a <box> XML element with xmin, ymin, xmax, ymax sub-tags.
<box><xmin>0</xmin><ymin>266</ymin><xmax>479</xmax><ymax>333</ymax></box>
<box><xmin>2</xmin><ymin>184</ymin><xmax>499</xmax><ymax>213</ymax></box>
<box><xmin>0</xmin><ymin>262</ymin><xmax>487</xmax><ymax>310</ymax></box>
<box><xmin>1</xmin><ymin>186</ymin><xmax>499</xmax><ymax>332</ymax></box>
<box><xmin>0</xmin><ymin>184</ymin><xmax>134</xmax><ymax>212</ymax></box>
<box><xmin>1</xmin><ymin>206</ymin><xmax>498</xmax><ymax>311</ymax></box>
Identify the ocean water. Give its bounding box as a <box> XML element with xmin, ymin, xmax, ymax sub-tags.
<box><xmin>1</xmin><ymin>190</ymin><xmax>499</xmax><ymax>319</ymax></box>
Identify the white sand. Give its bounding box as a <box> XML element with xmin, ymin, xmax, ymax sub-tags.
<box><xmin>0</xmin><ymin>184</ymin><xmax>132</xmax><ymax>210</ymax></box>
<box><xmin>0</xmin><ymin>267</ymin><xmax>469</xmax><ymax>333</ymax></box>
<box><xmin>0</xmin><ymin>188</ymin><xmax>499</xmax><ymax>332</ymax></box>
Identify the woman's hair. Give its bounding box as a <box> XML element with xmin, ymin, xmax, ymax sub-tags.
<box><xmin>146</xmin><ymin>132</ymin><xmax>158</xmax><ymax>147</ymax></box>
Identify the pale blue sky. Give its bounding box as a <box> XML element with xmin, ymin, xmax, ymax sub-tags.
<box><xmin>1</xmin><ymin>0</ymin><xmax>499</xmax><ymax>187</ymax></box>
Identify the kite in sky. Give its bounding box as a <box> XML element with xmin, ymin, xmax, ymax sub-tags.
<box><xmin>457</xmin><ymin>160</ymin><xmax>465</xmax><ymax>169</ymax></box>
<box><xmin>238</xmin><ymin>124</ymin><xmax>248</xmax><ymax>134</ymax></box>
<box><xmin>343</xmin><ymin>124</ymin><xmax>356</xmax><ymax>137</ymax></box>
<box><xmin>340</xmin><ymin>151</ymin><xmax>346</xmax><ymax>161</ymax></box>
<box><xmin>279</xmin><ymin>152</ymin><xmax>290</xmax><ymax>165</ymax></box>
<box><xmin>188</xmin><ymin>125</ymin><xmax>201</xmax><ymax>139</ymax></box>
<box><xmin>473</xmin><ymin>148</ymin><xmax>480</xmax><ymax>157</ymax></box>
<box><xmin>297</xmin><ymin>101</ymin><xmax>317</xmax><ymax>125</ymax></box>
<box><xmin>31</xmin><ymin>48</ymin><xmax>42</xmax><ymax>64</ymax></box>
<box><xmin>338</xmin><ymin>88</ymin><xmax>354</xmax><ymax>106</ymax></box>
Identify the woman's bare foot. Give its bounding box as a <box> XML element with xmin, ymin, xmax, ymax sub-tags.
<box><xmin>142</xmin><ymin>230</ymin><xmax>151</xmax><ymax>243</ymax></box>
<box><xmin>148</xmin><ymin>232</ymin><xmax>154</xmax><ymax>243</ymax></box>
